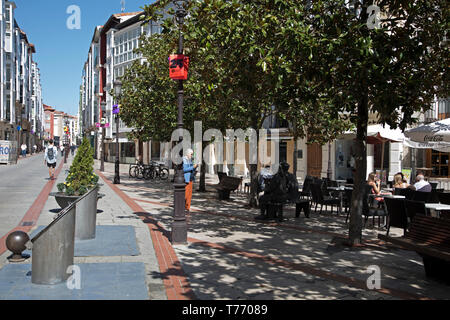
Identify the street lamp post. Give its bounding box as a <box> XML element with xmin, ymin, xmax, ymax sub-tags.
<box><xmin>171</xmin><ymin>0</ymin><xmax>188</xmax><ymax>245</ymax></box>
<box><xmin>64</xmin><ymin>116</ymin><xmax>70</xmax><ymax>164</ymax></box>
<box><xmin>327</xmin><ymin>142</ymin><xmax>333</xmax><ymax>180</ymax></box>
<box><xmin>113</xmin><ymin>81</ymin><xmax>122</xmax><ymax>185</ymax></box>
<box><xmin>100</xmin><ymin>102</ymin><xmax>107</xmax><ymax>172</ymax></box>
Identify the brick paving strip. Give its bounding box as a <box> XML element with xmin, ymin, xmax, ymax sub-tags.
<box><xmin>96</xmin><ymin>171</ymin><xmax>197</xmax><ymax>300</ymax></box>
<box><xmin>99</xmin><ymin>177</ymin><xmax>434</xmax><ymax>300</ymax></box>
<box><xmin>0</xmin><ymin>160</ymin><xmax>64</xmax><ymax>255</ymax></box>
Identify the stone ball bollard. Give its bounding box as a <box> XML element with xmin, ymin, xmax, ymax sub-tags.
<box><xmin>6</xmin><ymin>231</ymin><xmax>30</xmax><ymax>263</ymax></box>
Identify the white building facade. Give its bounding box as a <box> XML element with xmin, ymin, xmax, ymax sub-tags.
<box><xmin>0</xmin><ymin>0</ymin><xmax>44</xmax><ymax>153</ymax></box>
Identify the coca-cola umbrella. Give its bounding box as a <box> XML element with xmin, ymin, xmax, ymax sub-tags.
<box><xmin>405</xmin><ymin>118</ymin><xmax>450</xmax><ymax>144</ymax></box>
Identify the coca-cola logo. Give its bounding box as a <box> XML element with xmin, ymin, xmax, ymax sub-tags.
<box><xmin>424</xmin><ymin>135</ymin><xmax>444</xmax><ymax>142</ymax></box>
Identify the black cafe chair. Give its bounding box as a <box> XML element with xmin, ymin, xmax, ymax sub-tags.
<box><xmin>411</xmin><ymin>190</ymin><xmax>431</xmax><ymax>202</ymax></box>
<box><xmin>437</xmin><ymin>192</ymin><xmax>450</xmax><ymax>205</ymax></box>
<box><xmin>405</xmin><ymin>199</ymin><xmax>427</xmax><ymax>221</ymax></box>
<box><xmin>384</xmin><ymin>197</ymin><xmax>408</xmax><ymax>236</ymax></box>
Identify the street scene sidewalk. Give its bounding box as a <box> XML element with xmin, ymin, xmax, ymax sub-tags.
<box><xmin>1</xmin><ymin>156</ymin><xmax>450</xmax><ymax>300</ymax></box>
<box><xmin>94</xmin><ymin>162</ymin><xmax>450</xmax><ymax>300</ymax></box>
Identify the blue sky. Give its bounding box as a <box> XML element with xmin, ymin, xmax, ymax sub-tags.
<box><xmin>14</xmin><ymin>0</ymin><xmax>156</xmax><ymax>116</ymax></box>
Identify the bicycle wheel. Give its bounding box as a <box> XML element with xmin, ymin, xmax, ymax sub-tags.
<box><xmin>129</xmin><ymin>165</ymin><xmax>137</xmax><ymax>178</ymax></box>
<box><xmin>135</xmin><ymin>166</ymin><xmax>144</xmax><ymax>180</ymax></box>
<box><xmin>159</xmin><ymin>168</ymin><xmax>170</xmax><ymax>180</ymax></box>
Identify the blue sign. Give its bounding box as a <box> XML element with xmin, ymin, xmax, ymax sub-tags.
<box><xmin>17</xmin><ymin>126</ymin><xmax>21</xmax><ymax>131</ymax></box>
<box><xmin>0</xmin><ymin>147</ymin><xmax>10</xmax><ymax>155</ymax></box>
<box><xmin>113</xmin><ymin>104</ymin><xmax>120</xmax><ymax>115</ymax></box>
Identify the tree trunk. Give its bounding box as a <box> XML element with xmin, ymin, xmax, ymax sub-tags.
<box><xmin>249</xmin><ymin>163</ymin><xmax>259</xmax><ymax>207</ymax></box>
<box><xmin>349</xmin><ymin>86</ymin><xmax>369</xmax><ymax>246</ymax></box>
<box><xmin>198</xmin><ymin>158</ymin><xmax>207</xmax><ymax>192</ymax></box>
<box><xmin>293</xmin><ymin>123</ymin><xmax>298</xmax><ymax>179</ymax></box>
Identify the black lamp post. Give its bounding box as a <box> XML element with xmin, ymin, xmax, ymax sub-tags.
<box><xmin>113</xmin><ymin>81</ymin><xmax>122</xmax><ymax>185</ymax></box>
<box><xmin>171</xmin><ymin>0</ymin><xmax>188</xmax><ymax>245</ymax></box>
<box><xmin>63</xmin><ymin>115</ymin><xmax>70</xmax><ymax>164</ymax></box>
<box><xmin>100</xmin><ymin>101</ymin><xmax>107</xmax><ymax>172</ymax></box>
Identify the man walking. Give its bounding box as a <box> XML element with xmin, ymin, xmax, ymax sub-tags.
<box><xmin>45</xmin><ymin>139</ymin><xmax>58</xmax><ymax>180</ymax></box>
<box><xmin>21</xmin><ymin>143</ymin><xmax>27</xmax><ymax>158</ymax></box>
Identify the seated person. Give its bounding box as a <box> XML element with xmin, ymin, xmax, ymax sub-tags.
<box><xmin>367</xmin><ymin>172</ymin><xmax>391</xmax><ymax>203</ymax></box>
<box><xmin>367</xmin><ymin>172</ymin><xmax>381</xmax><ymax>195</ymax></box>
<box><xmin>410</xmin><ymin>174</ymin><xmax>432</xmax><ymax>192</ymax></box>
<box><xmin>256</xmin><ymin>162</ymin><xmax>298</xmax><ymax>220</ymax></box>
<box><xmin>393</xmin><ymin>173</ymin><xmax>409</xmax><ymax>189</ymax></box>
<box><xmin>258</xmin><ymin>164</ymin><xmax>273</xmax><ymax>193</ymax></box>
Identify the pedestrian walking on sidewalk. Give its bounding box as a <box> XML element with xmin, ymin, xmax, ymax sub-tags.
<box><xmin>183</xmin><ymin>149</ymin><xmax>198</xmax><ymax>212</ymax></box>
<box><xmin>21</xmin><ymin>143</ymin><xmax>27</xmax><ymax>158</ymax></box>
<box><xmin>45</xmin><ymin>139</ymin><xmax>58</xmax><ymax>180</ymax></box>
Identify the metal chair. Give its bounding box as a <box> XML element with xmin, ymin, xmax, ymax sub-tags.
<box><xmin>384</xmin><ymin>197</ymin><xmax>408</xmax><ymax>236</ymax></box>
<box><xmin>405</xmin><ymin>199</ymin><xmax>427</xmax><ymax>221</ymax></box>
<box><xmin>437</xmin><ymin>192</ymin><xmax>450</xmax><ymax>205</ymax></box>
<box><xmin>412</xmin><ymin>190</ymin><xmax>431</xmax><ymax>202</ymax></box>
<box><xmin>362</xmin><ymin>184</ymin><xmax>387</xmax><ymax>228</ymax></box>
<box><xmin>311</xmin><ymin>183</ymin><xmax>340</xmax><ymax>214</ymax></box>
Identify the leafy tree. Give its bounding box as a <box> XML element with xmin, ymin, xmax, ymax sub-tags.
<box><xmin>290</xmin><ymin>0</ymin><xmax>449</xmax><ymax>245</ymax></box>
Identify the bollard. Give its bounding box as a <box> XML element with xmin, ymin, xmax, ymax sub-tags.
<box><xmin>75</xmin><ymin>186</ymin><xmax>99</xmax><ymax>240</ymax></box>
<box><xmin>31</xmin><ymin>202</ymin><xmax>76</xmax><ymax>285</ymax></box>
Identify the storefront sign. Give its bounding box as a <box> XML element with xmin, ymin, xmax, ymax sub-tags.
<box><xmin>0</xmin><ymin>141</ymin><xmax>18</xmax><ymax>164</ymax></box>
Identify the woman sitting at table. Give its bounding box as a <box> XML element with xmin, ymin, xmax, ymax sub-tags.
<box><xmin>367</xmin><ymin>172</ymin><xmax>392</xmax><ymax>204</ymax></box>
<box><xmin>393</xmin><ymin>173</ymin><xmax>409</xmax><ymax>189</ymax></box>
<box><xmin>368</xmin><ymin>172</ymin><xmax>381</xmax><ymax>195</ymax></box>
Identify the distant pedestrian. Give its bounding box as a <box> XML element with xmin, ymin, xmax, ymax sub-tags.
<box><xmin>70</xmin><ymin>144</ymin><xmax>75</xmax><ymax>156</ymax></box>
<box><xmin>33</xmin><ymin>144</ymin><xmax>37</xmax><ymax>154</ymax></box>
<box><xmin>183</xmin><ymin>149</ymin><xmax>198</xmax><ymax>212</ymax></box>
<box><xmin>45</xmin><ymin>139</ymin><xmax>58</xmax><ymax>180</ymax></box>
<box><xmin>60</xmin><ymin>145</ymin><xmax>64</xmax><ymax>157</ymax></box>
<box><xmin>21</xmin><ymin>144</ymin><xmax>27</xmax><ymax>158</ymax></box>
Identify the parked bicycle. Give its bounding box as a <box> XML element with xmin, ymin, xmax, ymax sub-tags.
<box><xmin>129</xmin><ymin>159</ymin><xmax>145</xmax><ymax>179</ymax></box>
<box><xmin>143</xmin><ymin>161</ymin><xmax>170</xmax><ymax>181</ymax></box>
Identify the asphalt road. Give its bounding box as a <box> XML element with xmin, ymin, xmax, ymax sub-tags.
<box><xmin>0</xmin><ymin>154</ymin><xmax>56</xmax><ymax>238</ymax></box>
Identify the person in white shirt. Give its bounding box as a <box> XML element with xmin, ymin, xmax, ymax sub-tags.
<box><xmin>44</xmin><ymin>139</ymin><xmax>58</xmax><ymax>180</ymax></box>
<box><xmin>411</xmin><ymin>174</ymin><xmax>432</xmax><ymax>192</ymax></box>
<box><xmin>21</xmin><ymin>144</ymin><xmax>27</xmax><ymax>158</ymax></box>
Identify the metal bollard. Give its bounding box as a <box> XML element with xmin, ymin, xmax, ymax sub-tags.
<box><xmin>75</xmin><ymin>186</ymin><xmax>99</xmax><ymax>240</ymax></box>
<box><xmin>31</xmin><ymin>202</ymin><xmax>76</xmax><ymax>285</ymax></box>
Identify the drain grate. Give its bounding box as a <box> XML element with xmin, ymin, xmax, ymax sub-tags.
<box><xmin>21</xmin><ymin>221</ymin><xmax>34</xmax><ymax>226</ymax></box>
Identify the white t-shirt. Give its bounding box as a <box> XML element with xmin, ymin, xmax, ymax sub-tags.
<box><xmin>414</xmin><ymin>180</ymin><xmax>431</xmax><ymax>192</ymax></box>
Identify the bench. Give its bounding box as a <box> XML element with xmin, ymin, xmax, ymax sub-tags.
<box><xmin>378</xmin><ymin>215</ymin><xmax>450</xmax><ymax>283</ymax></box>
<box><xmin>212</xmin><ymin>176</ymin><xmax>243</xmax><ymax>200</ymax></box>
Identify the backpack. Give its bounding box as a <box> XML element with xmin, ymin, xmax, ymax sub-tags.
<box><xmin>47</xmin><ymin>146</ymin><xmax>55</xmax><ymax>161</ymax></box>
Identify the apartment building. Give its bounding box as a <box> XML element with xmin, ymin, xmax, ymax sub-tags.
<box><xmin>80</xmin><ymin>5</ymin><xmax>171</xmax><ymax>164</ymax></box>
<box><xmin>0</xmin><ymin>0</ymin><xmax>44</xmax><ymax>154</ymax></box>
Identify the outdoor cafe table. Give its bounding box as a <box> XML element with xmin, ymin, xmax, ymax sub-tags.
<box><xmin>327</xmin><ymin>187</ymin><xmax>353</xmax><ymax>214</ymax></box>
<box><xmin>425</xmin><ymin>203</ymin><xmax>450</xmax><ymax>218</ymax></box>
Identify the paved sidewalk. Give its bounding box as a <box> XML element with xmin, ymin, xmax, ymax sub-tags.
<box><xmin>0</xmin><ymin>155</ymin><xmax>166</xmax><ymax>300</ymax></box>
<box><xmin>97</xmin><ymin>161</ymin><xmax>450</xmax><ymax>300</ymax></box>
<box><xmin>2</xmin><ymin>157</ymin><xmax>449</xmax><ymax>300</ymax></box>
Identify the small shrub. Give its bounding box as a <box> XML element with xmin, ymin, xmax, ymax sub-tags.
<box><xmin>60</xmin><ymin>138</ymin><xmax>98</xmax><ymax>196</ymax></box>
